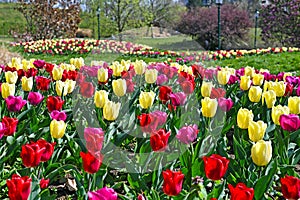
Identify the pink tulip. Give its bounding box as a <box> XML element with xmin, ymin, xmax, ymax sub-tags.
<box><xmin>5</xmin><ymin>96</ymin><xmax>27</xmax><ymax>112</ymax></box>
<box><xmin>88</xmin><ymin>187</ymin><xmax>117</xmax><ymax>200</ymax></box>
<box><xmin>28</xmin><ymin>92</ymin><xmax>44</xmax><ymax>106</ymax></box>
<box><xmin>50</xmin><ymin>110</ymin><xmax>67</xmax><ymax>121</ymax></box>
<box><xmin>296</xmin><ymin>87</ymin><xmax>300</xmax><ymax>96</ymax></box>
<box><xmin>33</xmin><ymin>60</ymin><xmax>45</xmax><ymax>68</ymax></box>
<box><xmin>0</xmin><ymin>122</ymin><xmax>6</xmax><ymax>139</ymax></box>
<box><xmin>218</xmin><ymin>97</ymin><xmax>234</xmax><ymax>112</ymax></box>
<box><xmin>156</xmin><ymin>74</ymin><xmax>168</xmax><ymax>85</ymax></box>
<box><xmin>151</xmin><ymin>110</ymin><xmax>167</xmax><ymax>127</ymax></box>
<box><xmin>279</xmin><ymin>114</ymin><xmax>300</xmax><ymax>132</ymax></box>
<box><xmin>176</xmin><ymin>124</ymin><xmax>198</xmax><ymax>144</ymax></box>
<box><xmin>84</xmin><ymin>127</ymin><xmax>104</xmax><ymax>155</ymax></box>
<box><xmin>170</xmin><ymin>92</ymin><xmax>186</xmax><ymax>106</ymax></box>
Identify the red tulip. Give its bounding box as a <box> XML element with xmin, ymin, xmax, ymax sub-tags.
<box><xmin>47</xmin><ymin>96</ymin><xmax>64</xmax><ymax>112</ymax></box>
<box><xmin>218</xmin><ymin>97</ymin><xmax>234</xmax><ymax>112</ymax></box>
<box><xmin>7</xmin><ymin>174</ymin><xmax>31</xmax><ymax>200</ymax></box>
<box><xmin>45</xmin><ymin>62</ymin><xmax>55</xmax><ymax>73</ymax></box>
<box><xmin>210</xmin><ymin>87</ymin><xmax>226</xmax><ymax>99</ymax></box>
<box><xmin>150</xmin><ymin>129</ymin><xmax>170</xmax><ymax>151</ymax></box>
<box><xmin>126</xmin><ymin>79</ymin><xmax>135</xmax><ymax>93</ymax></box>
<box><xmin>180</xmin><ymin>80</ymin><xmax>195</xmax><ymax>94</ymax></box>
<box><xmin>284</xmin><ymin>83</ymin><xmax>294</xmax><ymax>96</ymax></box>
<box><xmin>80</xmin><ymin>152</ymin><xmax>103</xmax><ymax>174</ymax></box>
<box><xmin>36</xmin><ymin>76</ymin><xmax>51</xmax><ymax>91</ymax></box>
<box><xmin>40</xmin><ymin>178</ymin><xmax>50</xmax><ymax>189</ymax></box>
<box><xmin>280</xmin><ymin>175</ymin><xmax>300</xmax><ymax>200</ymax></box>
<box><xmin>36</xmin><ymin>139</ymin><xmax>56</xmax><ymax>162</ymax></box>
<box><xmin>80</xmin><ymin>81</ymin><xmax>95</xmax><ymax>98</ymax></box>
<box><xmin>20</xmin><ymin>143</ymin><xmax>45</xmax><ymax>167</ymax></box>
<box><xmin>2</xmin><ymin>116</ymin><xmax>18</xmax><ymax>136</ymax></box>
<box><xmin>162</xmin><ymin>170</ymin><xmax>184</xmax><ymax>196</ymax></box>
<box><xmin>25</xmin><ymin>68</ymin><xmax>38</xmax><ymax>78</ymax></box>
<box><xmin>67</xmin><ymin>70</ymin><xmax>78</xmax><ymax>81</ymax></box>
<box><xmin>159</xmin><ymin>86</ymin><xmax>172</xmax><ymax>103</ymax></box>
<box><xmin>203</xmin><ymin>154</ymin><xmax>229</xmax><ymax>180</ymax></box>
<box><xmin>76</xmin><ymin>72</ymin><xmax>86</xmax><ymax>84</ymax></box>
<box><xmin>84</xmin><ymin>127</ymin><xmax>104</xmax><ymax>155</ymax></box>
<box><xmin>279</xmin><ymin>114</ymin><xmax>300</xmax><ymax>132</ymax></box>
<box><xmin>228</xmin><ymin>183</ymin><xmax>254</xmax><ymax>200</ymax></box>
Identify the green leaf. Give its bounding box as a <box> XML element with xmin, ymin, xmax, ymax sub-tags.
<box><xmin>28</xmin><ymin>174</ymin><xmax>41</xmax><ymax>200</ymax></box>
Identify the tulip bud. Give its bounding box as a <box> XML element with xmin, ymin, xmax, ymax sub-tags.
<box><xmin>50</xmin><ymin>120</ymin><xmax>67</xmax><ymax>139</ymax></box>
<box><xmin>271</xmin><ymin>105</ymin><xmax>290</xmax><ymax>125</ymax></box>
<box><xmin>103</xmin><ymin>101</ymin><xmax>121</xmax><ymax>121</ymax></box>
<box><xmin>240</xmin><ymin>75</ymin><xmax>251</xmax><ymax>91</ymax></box>
<box><xmin>5</xmin><ymin>71</ymin><xmax>18</xmax><ymax>84</ymax></box>
<box><xmin>217</xmin><ymin>70</ymin><xmax>230</xmax><ymax>85</ymax></box>
<box><xmin>251</xmin><ymin>140</ymin><xmax>272</xmax><ymax>166</ymax></box>
<box><xmin>52</xmin><ymin>66</ymin><xmax>64</xmax><ymax>81</ymax></box>
<box><xmin>248</xmin><ymin>86</ymin><xmax>262</xmax><ymax>103</ymax></box>
<box><xmin>112</xmin><ymin>79</ymin><xmax>127</xmax><ymax>97</ymax></box>
<box><xmin>288</xmin><ymin>96</ymin><xmax>300</xmax><ymax>114</ymax></box>
<box><xmin>252</xmin><ymin>74</ymin><xmax>264</xmax><ymax>86</ymax></box>
<box><xmin>201</xmin><ymin>82</ymin><xmax>213</xmax><ymax>97</ymax></box>
<box><xmin>248</xmin><ymin>121</ymin><xmax>267</xmax><ymax>142</ymax></box>
<box><xmin>1</xmin><ymin>83</ymin><xmax>15</xmax><ymax>99</ymax></box>
<box><xmin>94</xmin><ymin>90</ymin><xmax>109</xmax><ymax>108</ymax></box>
<box><xmin>21</xmin><ymin>76</ymin><xmax>33</xmax><ymax>92</ymax></box>
<box><xmin>145</xmin><ymin>69</ymin><xmax>158</xmax><ymax>84</ymax></box>
<box><xmin>237</xmin><ymin>108</ymin><xmax>254</xmax><ymax>129</ymax></box>
<box><xmin>201</xmin><ymin>97</ymin><xmax>218</xmax><ymax>118</ymax></box>
<box><xmin>262</xmin><ymin>90</ymin><xmax>276</xmax><ymax>108</ymax></box>
<box><xmin>139</xmin><ymin>91</ymin><xmax>155</xmax><ymax>109</ymax></box>
<box><xmin>97</xmin><ymin>68</ymin><xmax>108</xmax><ymax>83</ymax></box>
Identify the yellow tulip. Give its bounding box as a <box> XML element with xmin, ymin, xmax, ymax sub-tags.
<box><xmin>94</xmin><ymin>90</ymin><xmax>109</xmax><ymax>108</ymax></box>
<box><xmin>237</xmin><ymin>108</ymin><xmax>254</xmax><ymax>129</ymax></box>
<box><xmin>110</xmin><ymin>62</ymin><xmax>125</xmax><ymax>77</ymax></box>
<box><xmin>65</xmin><ymin>79</ymin><xmax>76</xmax><ymax>94</ymax></box>
<box><xmin>248</xmin><ymin>86</ymin><xmax>262</xmax><ymax>103</ymax></box>
<box><xmin>5</xmin><ymin>71</ymin><xmax>18</xmax><ymax>84</ymax></box>
<box><xmin>134</xmin><ymin>60</ymin><xmax>146</xmax><ymax>75</ymax></box>
<box><xmin>251</xmin><ymin>140</ymin><xmax>272</xmax><ymax>166</ymax></box>
<box><xmin>288</xmin><ymin>96</ymin><xmax>300</xmax><ymax>114</ymax></box>
<box><xmin>252</xmin><ymin>74</ymin><xmax>264</xmax><ymax>86</ymax></box>
<box><xmin>55</xmin><ymin>81</ymin><xmax>68</xmax><ymax>96</ymax></box>
<box><xmin>145</xmin><ymin>69</ymin><xmax>158</xmax><ymax>84</ymax></box>
<box><xmin>217</xmin><ymin>70</ymin><xmax>230</xmax><ymax>85</ymax></box>
<box><xmin>98</xmin><ymin>68</ymin><xmax>108</xmax><ymax>83</ymax></box>
<box><xmin>248</xmin><ymin>121</ymin><xmax>267</xmax><ymax>142</ymax></box>
<box><xmin>271</xmin><ymin>105</ymin><xmax>289</xmax><ymax>125</ymax></box>
<box><xmin>11</xmin><ymin>57</ymin><xmax>21</xmax><ymax>69</ymax></box>
<box><xmin>139</xmin><ymin>91</ymin><xmax>155</xmax><ymax>109</ymax></box>
<box><xmin>262</xmin><ymin>90</ymin><xmax>276</xmax><ymax>108</ymax></box>
<box><xmin>50</xmin><ymin>120</ymin><xmax>67</xmax><ymax>139</ymax></box>
<box><xmin>1</xmin><ymin>83</ymin><xmax>15</xmax><ymax>99</ymax></box>
<box><xmin>244</xmin><ymin>66</ymin><xmax>255</xmax><ymax>77</ymax></box>
<box><xmin>112</xmin><ymin>79</ymin><xmax>127</xmax><ymax>97</ymax></box>
<box><xmin>272</xmin><ymin>81</ymin><xmax>286</xmax><ymax>97</ymax></box>
<box><xmin>70</xmin><ymin>57</ymin><xmax>84</xmax><ymax>69</ymax></box>
<box><xmin>201</xmin><ymin>97</ymin><xmax>218</xmax><ymax>118</ymax></box>
<box><xmin>201</xmin><ymin>82</ymin><xmax>213</xmax><ymax>97</ymax></box>
<box><xmin>21</xmin><ymin>76</ymin><xmax>33</xmax><ymax>91</ymax></box>
<box><xmin>103</xmin><ymin>101</ymin><xmax>121</xmax><ymax>121</ymax></box>
<box><xmin>240</xmin><ymin>75</ymin><xmax>251</xmax><ymax>91</ymax></box>
<box><xmin>52</xmin><ymin>66</ymin><xmax>64</xmax><ymax>81</ymax></box>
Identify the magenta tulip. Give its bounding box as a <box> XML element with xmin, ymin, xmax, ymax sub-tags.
<box><xmin>218</xmin><ymin>97</ymin><xmax>234</xmax><ymax>112</ymax></box>
<box><xmin>279</xmin><ymin>114</ymin><xmax>300</xmax><ymax>132</ymax></box>
<box><xmin>5</xmin><ymin>96</ymin><xmax>27</xmax><ymax>112</ymax></box>
<box><xmin>28</xmin><ymin>92</ymin><xmax>44</xmax><ymax>106</ymax></box>
<box><xmin>176</xmin><ymin>124</ymin><xmax>198</xmax><ymax>144</ymax></box>
<box><xmin>88</xmin><ymin>187</ymin><xmax>118</xmax><ymax>200</ymax></box>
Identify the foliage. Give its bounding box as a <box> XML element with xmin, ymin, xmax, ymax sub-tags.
<box><xmin>260</xmin><ymin>0</ymin><xmax>300</xmax><ymax>47</ymax></box>
<box><xmin>177</xmin><ymin>4</ymin><xmax>253</xmax><ymax>50</ymax></box>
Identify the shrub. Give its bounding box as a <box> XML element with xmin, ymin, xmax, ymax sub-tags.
<box><xmin>177</xmin><ymin>4</ymin><xmax>252</xmax><ymax>50</ymax></box>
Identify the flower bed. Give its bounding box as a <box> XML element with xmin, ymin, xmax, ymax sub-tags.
<box><xmin>0</xmin><ymin>57</ymin><xmax>299</xmax><ymax>199</ymax></box>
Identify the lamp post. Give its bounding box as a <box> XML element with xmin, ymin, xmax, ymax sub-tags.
<box><xmin>254</xmin><ymin>9</ymin><xmax>259</xmax><ymax>49</ymax></box>
<box><xmin>215</xmin><ymin>0</ymin><xmax>223</xmax><ymax>50</ymax></box>
<box><xmin>96</xmin><ymin>6</ymin><xmax>100</xmax><ymax>40</ymax></box>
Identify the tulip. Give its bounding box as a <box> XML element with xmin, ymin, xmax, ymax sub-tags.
<box><xmin>248</xmin><ymin>86</ymin><xmax>262</xmax><ymax>103</ymax></box>
<box><xmin>139</xmin><ymin>91</ymin><xmax>155</xmax><ymax>109</ymax></box>
<box><xmin>1</xmin><ymin>82</ymin><xmax>15</xmax><ymax>99</ymax></box>
<box><xmin>240</xmin><ymin>75</ymin><xmax>251</xmax><ymax>91</ymax></box>
<box><xmin>217</xmin><ymin>70</ymin><xmax>230</xmax><ymax>85</ymax></box>
<box><xmin>271</xmin><ymin>105</ymin><xmax>289</xmax><ymax>125</ymax></box>
<box><xmin>210</xmin><ymin>87</ymin><xmax>226</xmax><ymax>99</ymax></box>
<box><xmin>237</xmin><ymin>108</ymin><xmax>254</xmax><ymax>129</ymax></box>
<box><xmin>47</xmin><ymin>96</ymin><xmax>64</xmax><ymax>112</ymax></box>
<box><xmin>288</xmin><ymin>96</ymin><xmax>300</xmax><ymax>114</ymax></box>
<box><xmin>103</xmin><ymin>101</ymin><xmax>121</xmax><ymax>121</ymax></box>
<box><xmin>251</xmin><ymin>140</ymin><xmax>272</xmax><ymax>166</ymax></box>
<box><xmin>228</xmin><ymin>183</ymin><xmax>254</xmax><ymax>200</ymax></box>
<box><xmin>262</xmin><ymin>90</ymin><xmax>276</xmax><ymax>108</ymax></box>
<box><xmin>170</xmin><ymin>92</ymin><xmax>186</xmax><ymax>106</ymax></box>
<box><xmin>156</xmin><ymin>74</ymin><xmax>168</xmax><ymax>85</ymax></box>
<box><xmin>180</xmin><ymin>80</ymin><xmax>195</xmax><ymax>94</ymax></box>
<box><xmin>201</xmin><ymin>82</ymin><xmax>213</xmax><ymax>97</ymax></box>
<box><xmin>218</xmin><ymin>97</ymin><xmax>234</xmax><ymax>112</ymax></box>
<box><xmin>145</xmin><ymin>69</ymin><xmax>158</xmax><ymax>84</ymax></box>
<box><xmin>70</xmin><ymin>57</ymin><xmax>84</xmax><ymax>69</ymax></box>
<box><xmin>20</xmin><ymin>143</ymin><xmax>45</xmax><ymax>167</ymax></box>
<box><xmin>203</xmin><ymin>154</ymin><xmax>229</xmax><ymax>180</ymax></box>
<box><xmin>248</xmin><ymin>121</ymin><xmax>267</xmax><ymax>142</ymax></box>
<box><xmin>40</xmin><ymin>178</ymin><xmax>50</xmax><ymax>189</ymax></box>
<box><xmin>0</xmin><ymin>122</ymin><xmax>5</xmax><ymax>139</ymax></box>
<box><xmin>2</xmin><ymin>116</ymin><xmax>18</xmax><ymax>136</ymax></box>
<box><xmin>5</xmin><ymin>71</ymin><xmax>18</xmax><ymax>84</ymax></box>
<box><xmin>244</xmin><ymin>66</ymin><xmax>255</xmax><ymax>77</ymax></box>
<box><xmin>80</xmin><ymin>152</ymin><xmax>103</xmax><ymax>174</ymax></box>
<box><xmin>84</xmin><ymin>127</ymin><xmax>104</xmax><ymax>155</ymax></box>
<box><xmin>80</xmin><ymin>81</ymin><xmax>95</xmax><ymax>98</ymax></box>
<box><xmin>252</xmin><ymin>73</ymin><xmax>264</xmax><ymax>86</ymax></box>
<box><xmin>36</xmin><ymin>139</ymin><xmax>56</xmax><ymax>162</ymax></box>
<box><xmin>21</xmin><ymin>76</ymin><xmax>33</xmax><ymax>91</ymax></box>
<box><xmin>52</xmin><ymin>66</ymin><xmax>64</xmax><ymax>81</ymax></box>
<box><xmin>284</xmin><ymin>83</ymin><xmax>294</xmax><ymax>96</ymax></box>
<box><xmin>50</xmin><ymin>110</ymin><xmax>67</xmax><ymax>121</ymax></box>
<box><xmin>50</xmin><ymin>120</ymin><xmax>67</xmax><ymax>139</ymax></box>
<box><xmin>279</xmin><ymin>114</ymin><xmax>300</xmax><ymax>132</ymax></box>
<box><xmin>176</xmin><ymin>124</ymin><xmax>198</xmax><ymax>144</ymax></box>
<box><xmin>94</xmin><ymin>90</ymin><xmax>109</xmax><ymax>108</ymax></box>
<box><xmin>55</xmin><ymin>80</ymin><xmax>68</xmax><ymax>96</ymax></box>
<box><xmin>36</xmin><ymin>76</ymin><xmax>51</xmax><ymax>91</ymax></box>
<box><xmin>273</xmin><ymin>81</ymin><xmax>286</xmax><ymax>97</ymax></box>
<box><xmin>5</xmin><ymin>96</ymin><xmax>27</xmax><ymax>112</ymax></box>
<box><xmin>162</xmin><ymin>170</ymin><xmax>184</xmax><ymax>196</ymax></box>
<box><xmin>97</xmin><ymin>68</ymin><xmax>108</xmax><ymax>83</ymax></box>
<box><xmin>112</xmin><ymin>79</ymin><xmax>127</xmax><ymax>97</ymax></box>
<box><xmin>28</xmin><ymin>92</ymin><xmax>44</xmax><ymax>106</ymax></box>
<box><xmin>150</xmin><ymin>129</ymin><xmax>170</xmax><ymax>151</ymax></box>
<box><xmin>88</xmin><ymin>187</ymin><xmax>118</xmax><ymax>200</ymax></box>
<box><xmin>280</xmin><ymin>175</ymin><xmax>300</xmax><ymax>200</ymax></box>
<box><xmin>296</xmin><ymin>86</ymin><xmax>300</xmax><ymax>96</ymax></box>
<box><xmin>33</xmin><ymin>59</ymin><xmax>45</xmax><ymax>68</ymax></box>
<box><xmin>159</xmin><ymin>86</ymin><xmax>172</xmax><ymax>103</ymax></box>
<box><xmin>65</xmin><ymin>79</ymin><xmax>76</xmax><ymax>94</ymax></box>
<box><xmin>134</xmin><ymin>60</ymin><xmax>146</xmax><ymax>75</ymax></box>
<box><xmin>201</xmin><ymin>97</ymin><xmax>218</xmax><ymax>118</ymax></box>
<box><xmin>7</xmin><ymin>174</ymin><xmax>31</xmax><ymax>200</ymax></box>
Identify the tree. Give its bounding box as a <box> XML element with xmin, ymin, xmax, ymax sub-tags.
<box><xmin>16</xmin><ymin>0</ymin><xmax>81</xmax><ymax>40</ymax></box>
